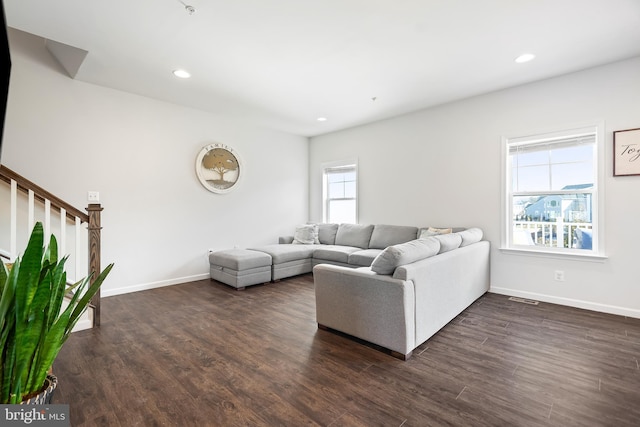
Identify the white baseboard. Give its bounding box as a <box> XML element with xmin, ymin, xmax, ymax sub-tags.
<box><xmin>103</xmin><ymin>273</ymin><xmax>210</xmax><ymax>297</ymax></box>
<box><xmin>70</xmin><ymin>305</ymin><xmax>93</xmax><ymax>332</ymax></box>
<box><xmin>72</xmin><ymin>315</ymin><xmax>93</xmax><ymax>332</ymax></box>
<box><xmin>490</xmin><ymin>286</ymin><xmax>640</xmax><ymax>319</ymax></box>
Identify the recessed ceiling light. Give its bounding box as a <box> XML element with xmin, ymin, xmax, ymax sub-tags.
<box><xmin>317</xmin><ymin>117</ymin><xmax>327</xmax><ymax>122</ymax></box>
<box><xmin>173</xmin><ymin>69</ymin><xmax>191</xmax><ymax>79</ymax></box>
<box><xmin>515</xmin><ymin>53</ymin><xmax>535</xmax><ymax>64</ymax></box>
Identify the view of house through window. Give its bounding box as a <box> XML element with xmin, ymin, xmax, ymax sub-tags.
<box><xmin>323</xmin><ymin>164</ymin><xmax>357</xmax><ymax>224</ymax></box>
<box><xmin>505</xmin><ymin>127</ymin><xmax>598</xmax><ymax>253</ymax></box>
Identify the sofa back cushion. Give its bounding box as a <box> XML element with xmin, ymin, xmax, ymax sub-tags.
<box><xmin>433</xmin><ymin>233</ymin><xmax>463</xmax><ymax>253</ymax></box>
<box><xmin>317</xmin><ymin>223</ymin><xmax>339</xmax><ymax>245</ymax></box>
<box><xmin>371</xmin><ymin>237</ymin><xmax>440</xmax><ymax>275</ymax></box>
<box><xmin>335</xmin><ymin>224</ymin><xmax>374</xmax><ymax>249</ymax></box>
<box><xmin>457</xmin><ymin>228</ymin><xmax>483</xmax><ymax>247</ymax></box>
<box><xmin>368</xmin><ymin>224</ymin><xmax>419</xmax><ymax>249</ymax></box>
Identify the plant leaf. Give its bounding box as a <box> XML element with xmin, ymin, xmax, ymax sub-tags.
<box><xmin>13</xmin><ymin>223</ymin><xmax>44</xmax><ymax>324</ymax></box>
<box><xmin>66</xmin><ymin>263</ymin><xmax>113</xmax><ymax>335</ymax></box>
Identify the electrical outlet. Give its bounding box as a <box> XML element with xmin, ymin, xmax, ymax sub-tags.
<box><xmin>554</xmin><ymin>270</ymin><xmax>565</xmax><ymax>281</ymax></box>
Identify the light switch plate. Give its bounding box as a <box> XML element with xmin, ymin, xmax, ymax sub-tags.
<box><xmin>87</xmin><ymin>191</ymin><xmax>100</xmax><ymax>202</ymax></box>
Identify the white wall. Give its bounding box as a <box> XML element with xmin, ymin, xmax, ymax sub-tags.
<box><xmin>310</xmin><ymin>56</ymin><xmax>640</xmax><ymax>318</ymax></box>
<box><xmin>1</xmin><ymin>29</ymin><xmax>309</xmax><ymax>296</ymax></box>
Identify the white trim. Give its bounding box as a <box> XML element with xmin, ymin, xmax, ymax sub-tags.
<box><xmin>102</xmin><ymin>273</ymin><xmax>210</xmax><ymax>297</ymax></box>
<box><xmin>489</xmin><ymin>286</ymin><xmax>640</xmax><ymax>319</ymax></box>
<box><xmin>71</xmin><ymin>309</ymin><xmax>93</xmax><ymax>332</ymax></box>
<box><xmin>499</xmin><ymin>247</ymin><xmax>607</xmax><ymax>262</ymax></box>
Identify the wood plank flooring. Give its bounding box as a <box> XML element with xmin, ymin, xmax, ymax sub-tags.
<box><xmin>52</xmin><ymin>274</ymin><xmax>640</xmax><ymax>426</ymax></box>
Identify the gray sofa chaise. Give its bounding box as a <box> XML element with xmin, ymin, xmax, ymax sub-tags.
<box><xmin>314</xmin><ymin>229</ymin><xmax>490</xmax><ymax>360</ymax></box>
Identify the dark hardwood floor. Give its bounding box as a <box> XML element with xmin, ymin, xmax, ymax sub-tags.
<box><xmin>53</xmin><ymin>274</ymin><xmax>640</xmax><ymax>426</ymax></box>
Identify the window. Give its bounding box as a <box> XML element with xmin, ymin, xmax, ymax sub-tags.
<box><xmin>504</xmin><ymin>126</ymin><xmax>601</xmax><ymax>255</ymax></box>
<box><xmin>323</xmin><ymin>163</ymin><xmax>357</xmax><ymax>224</ymax></box>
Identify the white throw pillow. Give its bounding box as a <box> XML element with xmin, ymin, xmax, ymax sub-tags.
<box><xmin>371</xmin><ymin>238</ymin><xmax>441</xmax><ymax>275</ymax></box>
<box><xmin>292</xmin><ymin>224</ymin><xmax>318</xmax><ymax>245</ymax></box>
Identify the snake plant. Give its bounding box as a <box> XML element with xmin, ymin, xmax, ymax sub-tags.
<box><xmin>0</xmin><ymin>222</ymin><xmax>113</xmax><ymax>404</ymax></box>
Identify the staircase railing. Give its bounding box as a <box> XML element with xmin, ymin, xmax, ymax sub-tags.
<box><xmin>0</xmin><ymin>164</ymin><xmax>103</xmax><ymax>326</ymax></box>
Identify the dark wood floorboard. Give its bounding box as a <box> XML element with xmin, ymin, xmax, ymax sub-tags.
<box><xmin>52</xmin><ymin>274</ymin><xmax>640</xmax><ymax>426</ymax></box>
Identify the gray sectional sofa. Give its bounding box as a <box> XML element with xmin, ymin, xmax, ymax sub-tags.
<box><xmin>209</xmin><ymin>223</ymin><xmax>490</xmax><ymax>360</ymax></box>
<box><xmin>248</xmin><ymin>223</ymin><xmax>432</xmax><ymax>280</ymax></box>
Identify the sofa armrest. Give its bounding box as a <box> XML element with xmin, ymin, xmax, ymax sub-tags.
<box><xmin>393</xmin><ymin>240</ymin><xmax>490</xmax><ymax>347</ymax></box>
<box><xmin>313</xmin><ymin>264</ymin><xmax>415</xmax><ymax>356</ymax></box>
<box><xmin>279</xmin><ymin>236</ymin><xmax>294</xmax><ymax>244</ymax></box>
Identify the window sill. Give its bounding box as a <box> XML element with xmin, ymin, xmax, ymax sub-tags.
<box><xmin>499</xmin><ymin>247</ymin><xmax>608</xmax><ymax>262</ymax></box>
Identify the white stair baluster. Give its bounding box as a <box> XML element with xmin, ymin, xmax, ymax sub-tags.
<box><xmin>60</xmin><ymin>207</ymin><xmax>67</xmax><ymax>258</ymax></box>
<box><xmin>28</xmin><ymin>189</ymin><xmax>35</xmax><ymax>231</ymax></box>
<box><xmin>75</xmin><ymin>216</ymin><xmax>82</xmax><ymax>281</ymax></box>
<box><xmin>44</xmin><ymin>198</ymin><xmax>51</xmax><ymax>243</ymax></box>
<box><xmin>10</xmin><ymin>179</ymin><xmax>17</xmax><ymax>261</ymax></box>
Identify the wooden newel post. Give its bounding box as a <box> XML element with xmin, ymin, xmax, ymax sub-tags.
<box><xmin>87</xmin><ymin>203</ymin><xmax>103</xmax><ymax>327</ymax></box>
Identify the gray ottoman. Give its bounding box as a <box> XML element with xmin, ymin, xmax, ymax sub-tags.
<box><xmin>209</xmin><ymin>249</ymin><xmax>272</xmax><ymax>290</ymax></box>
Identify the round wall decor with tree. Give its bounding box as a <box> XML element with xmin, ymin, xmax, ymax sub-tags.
<box><xmin>195</xmin><ymin>143</ymin><xmax>242</xmax><ymax>193</ymax></box>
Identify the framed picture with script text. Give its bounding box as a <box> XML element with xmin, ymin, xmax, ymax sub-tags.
<box><xmin>613</xmin><ymin>128</ymin><xmax>640</xmax><ymax>177</ymax></box>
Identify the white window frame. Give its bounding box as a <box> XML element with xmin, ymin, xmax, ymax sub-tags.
<box><xmin>501</xmin><ymin>124</ymin><xmax>606</xmax><ymax>259</ymax></box>
<box><xmin>322</xmin><ymin>159</ymin><xmax>358</xmax><ymax>224</ymax></box>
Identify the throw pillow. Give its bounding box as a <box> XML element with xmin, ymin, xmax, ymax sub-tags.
<box><xmin>371</xmin><ymin>237</ymin><xmax>441</xmax><ymax>275</ymax></box>
<box><xmin>457</xmin><ymin>228</ymin><xmax>483</xmax><ymax>247</ymax></box>
<box><xmin>292</xmin><ymin>224</ymin><xmax>318</xmax><ymax>245</ymax></box>
<box><xmin>428</xmin><ymin>227</ymin><xmax>452</xmax><ymax>234</ymax></box>
<box><xmin>418</xmin><ymin>227</ymin><xmax>452</xmax><ymax>239</ymax></box>
<box><xmin>433</xmin><ymin>233</ymin><xmax>462</xmax><ymax>253</ymax></box>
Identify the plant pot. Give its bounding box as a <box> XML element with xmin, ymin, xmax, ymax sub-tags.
<box><xmin>20</xmin><ymin>374</ymin><xmax>57</xmax><ymax>405</ymax></box>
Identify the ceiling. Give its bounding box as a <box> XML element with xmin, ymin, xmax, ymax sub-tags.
<box><xmin>5</xmin><ymin>0</ymin><xmax>640</xmax><ymax>137</ymax></box>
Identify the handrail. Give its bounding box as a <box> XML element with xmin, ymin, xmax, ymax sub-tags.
<box><xmin>0</xmin><ymin>165</ymin><xmax>88</xmax><ymax>222</ymax></box>
<box><xmin>0</xmin><ymin>164</ymin><xmax>102</xmax><ymax>326</ymax></box>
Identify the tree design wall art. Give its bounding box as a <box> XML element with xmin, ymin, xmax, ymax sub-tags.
<box><xmin>195</xmin><ymin>143</ymin><xmax>242</xmax><ymax>193</ymax></box>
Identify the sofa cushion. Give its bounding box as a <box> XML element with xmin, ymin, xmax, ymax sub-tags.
<box><xmin>313</xmin><ymin>245</ymin><xmax>362</xmax><ymax>264</ymax></box>
<box><xmin>248</xmin><ymin>244</ymin><xmax>316</xmax><ymax>264</ymax></box>
<box><xmin>335</xmin><ymin>224</ymin><xmax>374</xmax><ymax>249</ymax></box>
<box><xmin>433</xmin><ymin>233</ymin><xmax>463</xmax><ymax>253</ymax></box>
<box><xmin>348</xmin><ymin>249</ymin><xmax>384</xmax><ymax>267</ymax></box>
<box><xmin>371</xmin><ymin>238</ymin><xmax>441</xmax><ymax>275</ymax></box>
<box><xmin>317</xmin><ymin>223</ymin><xmax>339</xmax><ymax>245</ymax></box>
<box><xmin>293</xmin><ymin>224</ymin><xmax>318</xmax><ymax>245</ymax></box>
<box><xmin>457</xmin><ymin>228</ymin><xmax>483</xmax><ymax>247</ymax></box>
<box><xmin>368</xmin><ymin>225</ymin><xmax>419</xmax><ymax>249</ymax></box>
<box><xmin>209</xmin><ymin>249</ymin><xmax>272</xmax><ymax>270</ymax></box>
